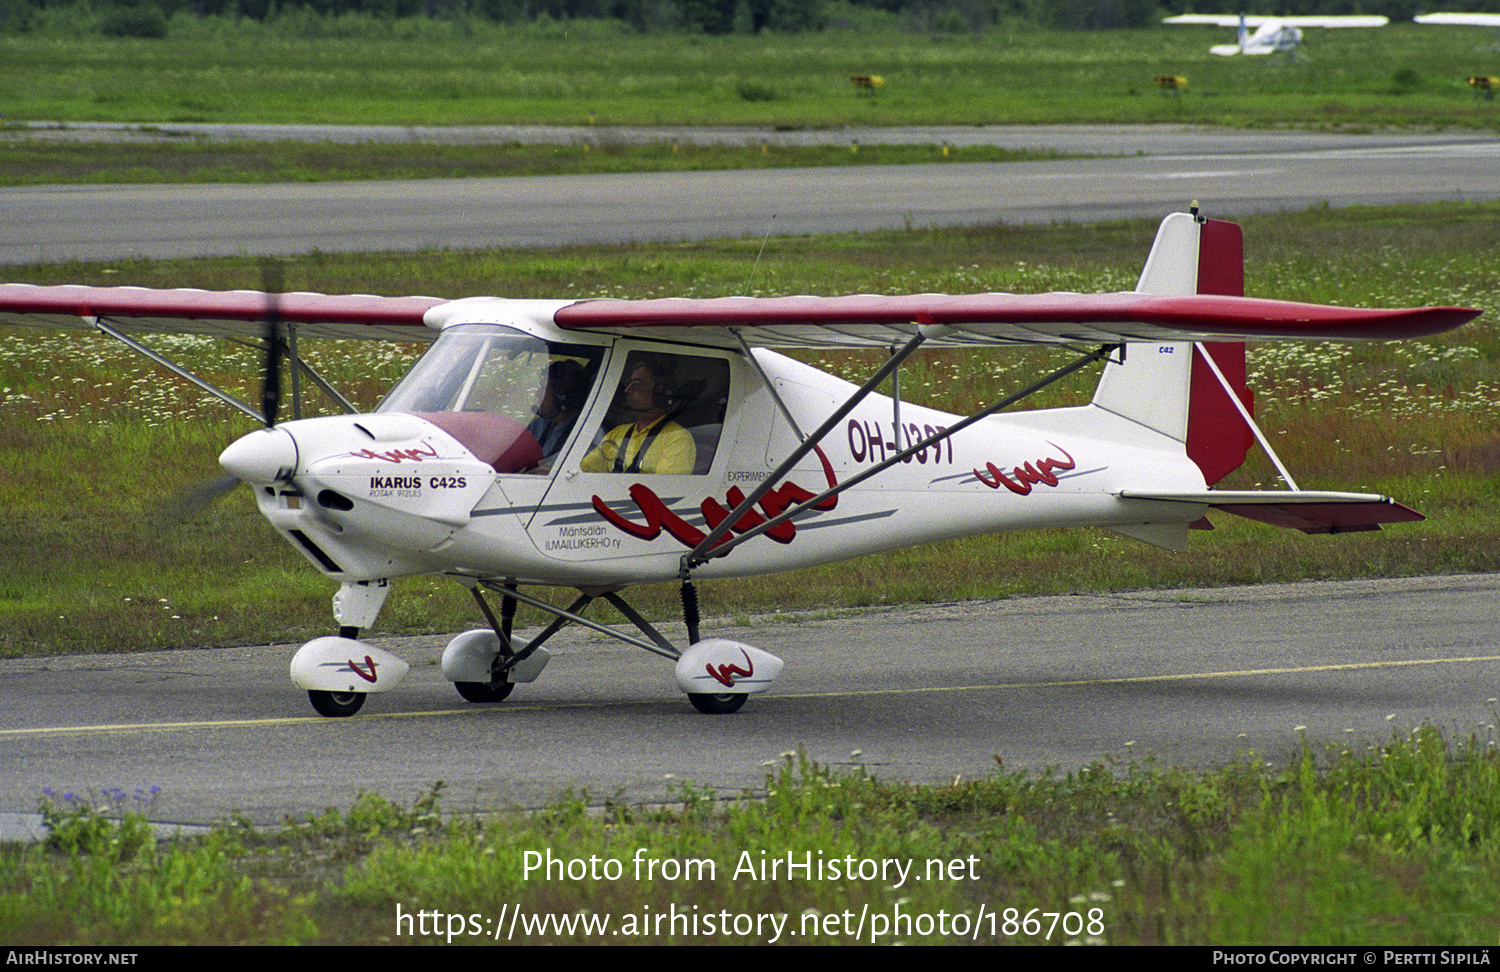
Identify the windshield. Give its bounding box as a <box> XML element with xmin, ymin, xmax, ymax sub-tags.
<box><xmin>377</xmin><ymin>325</ymin><xmax>605</xmax><ymax>474</ymax></box>
<box><xmin>378</xmin><ymin>325</ymin><xmax>602</xmax><ymax>426</ymax></box>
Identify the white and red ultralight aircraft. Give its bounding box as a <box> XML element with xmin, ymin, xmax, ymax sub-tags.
<box><xmin>0</xmin><ymin>210</ymin><xmax>1481</xmax><ymax>716</ymax></box>
<box><xmin>1164</xmin><ymin>13</ymin><xmax>1388</xmax><ymax>58</ymax></box>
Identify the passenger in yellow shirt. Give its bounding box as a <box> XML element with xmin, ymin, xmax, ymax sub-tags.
<box><xmin>581</xmin><ymin>358</ymin><xmax>697</xmax><ymax>475</ymax></box>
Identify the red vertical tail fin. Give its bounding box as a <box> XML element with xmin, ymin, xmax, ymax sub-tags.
<box><xmin>1092</xmin><ymin>213</ymin><xmax>1254</xmax><ymax>486</ymax></box>
<box><xmin>1188</xmin><ymin>219</ymin><xmax>1254</xmax><ymax>486</ymax></box>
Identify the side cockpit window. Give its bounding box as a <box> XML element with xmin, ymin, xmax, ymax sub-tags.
<box><xmin>377</xmin><ymin>325</ymin><xmax>604</xmax><ymax>475</ymax></box>
<box><xmin>523</xmin><ymin>357</ymin><xmax>594</xmax><ymax>474</ymax></box>
<box><xmin>580</xmin><ymin>351</ymin><xmax>729</xmax><ymax>476</ymax></box>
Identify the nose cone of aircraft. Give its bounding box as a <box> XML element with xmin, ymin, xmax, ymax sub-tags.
<box><xmin>220</xmin><ymin>426</ymin><xmax>298</xmax><ymax>485</ymax></box>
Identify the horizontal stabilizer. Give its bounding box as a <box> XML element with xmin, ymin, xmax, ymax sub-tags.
<box><xmin>1119</xmin><ymin>490</ymin><xmax>1423</xmax><ymax>534</ymax></box>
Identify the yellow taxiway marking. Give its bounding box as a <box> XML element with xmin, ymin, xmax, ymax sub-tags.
<box><xmin>776</xmin><ymin>654</ymin><xmax>1500</xmax><ymax>699</ymax></box>
<box><xmin>0</xmin><ymin>698</ymin><xmax>645</xmax><ymax>737</ymax></box>
<box><xmin>5</xmin><ymin>654</ymin><xmax>1499</xmax><ymax>739</ymax></box>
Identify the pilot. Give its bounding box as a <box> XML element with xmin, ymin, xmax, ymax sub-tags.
<box><xmin>525</xmin><ymin>359</ymin><xmax>589</xmax><ymax>473</ymax></box>
<box><xmin>581</xmin><ymin>356</ymin><xmax>696</xmax><ymax>475</ymax></box>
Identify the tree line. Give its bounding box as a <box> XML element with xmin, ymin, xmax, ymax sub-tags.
<box><xmin>3</xmin><ymin>0</ymin><xmax>1484</xmax><ymax>37</ymax></box>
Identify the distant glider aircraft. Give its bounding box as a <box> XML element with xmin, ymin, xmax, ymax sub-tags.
<box><xmin>1165</xmin><ymin>13</ymin><xmax>1389</xmax><ymax>60</ymax></box>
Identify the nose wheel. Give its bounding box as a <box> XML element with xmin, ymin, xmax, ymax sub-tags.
<box><xmin>688</xmin><ymin>692</ymin><xmax>747</xmax><ymax>715</ymax></box>
<box><xmin>308</xmin><ymin>690</ymin><xmax>366</xmax><ymax>718</ymax></box>
<box><xmin>455</xmin><ymin>680</ymin><xmax>515</xmax><ymax>703</ymax></box>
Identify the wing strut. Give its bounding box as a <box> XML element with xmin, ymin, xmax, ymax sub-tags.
<box><xmin>682</xmin><ymin>325</ymin><xmax>945</xmax><ymax>572</ymax></box>
<box><xmin>682</xmin><ymin>341</ymin><xmax>1122</xmax><ymax>572</ymax></box>
<box><xmin>733</xmin><ymin>328</ymin><xmax>807</xmax><ymax>443</ymax></box>
<box><xmin>287</xmin><ymin>322</ymin><xmax>302</xmax><ymax>421</ymax></box>
<box><xmin>289</xmin><ymin>349</ymin><xmax>359</xmax><ymax>415</ymax></box>
<box><xmin>891</xmin><ymin>347</ymin><xmax>906</xmax><ymax>451</ymax></box>
<box><xmin>222</xmin><ymin>332</ymin><xmax>359</xmax><ymax>416</ymax></box>
<box><xmin>97</xmin><ymin>311</ymin><xmax>360</xmax><ymax>422</ymax></box>
<box><xmin>1193</xmin><ymin>340</ymin><xmax>1299</xmax><ymax>490</ymax></box>
<box><xmin>92</xmin><ymin>317</ymin><xmax>267</xmax><ymax>423</ymax></box>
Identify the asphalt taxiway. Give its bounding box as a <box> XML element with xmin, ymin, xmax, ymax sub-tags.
<box><xmin>4</xmin><ymin>575</ymin><xmax>1498</xmax><ymax>826</ymax></box>
<box><xmin>4</xmin><ymin>125</ymin><xmax>1498</xmax><ymax>263</ymax></box>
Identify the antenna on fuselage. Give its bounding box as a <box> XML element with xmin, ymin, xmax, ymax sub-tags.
<box><xmin>743</xmin><ymin>214</ymin><xmax>776</xmax><ymax>295</ymax></box>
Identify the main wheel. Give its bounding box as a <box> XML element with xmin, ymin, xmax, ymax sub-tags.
<box><xmin>688</xmin><ymin>692</ymin><xmax>746</xmax><ymax>715</ymax></box>
<box><xmin>455</xmin><ymin>680</ymin><xmax>514</xmax><ymax>703</ymax></box>
<box><xmin>308</xmin><ymin>689</ymin><xmax>365</xmax><ymax>718</ymax></box>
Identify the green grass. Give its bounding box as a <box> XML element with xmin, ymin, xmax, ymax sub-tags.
<box><xmin>6</xmin><ymin>727</ymin><xmax>1500</xmax><ymax>944</ymax></box>
<box><xmin>0</xmin><ymin>138</ymin><xmax>1061</xmax><ymax>187</ymax></box>
<box><xmin>2</xmin><ymin>202</ymin><xmax>1498</xmax><ymax>657</ymax></box>
<box><xmin>3</xmin><ymin>22</ymin><xmax>1499</xmax><ymax>132</ymax></box>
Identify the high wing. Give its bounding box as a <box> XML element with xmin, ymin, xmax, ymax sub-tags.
<box><xmin>549</xmin><ymin>292</ymin><xmax>1476</xmax><ymax>349</ymax></box>
<box><xmin>2</xmin><ymin>283</ymin><xmax>1476</xmax><ymax>348</ymax></box>
<box><xmin>6</xmin><ymin>283</ymin><xmax>1476</xmax><ymax>349</ymax></box>
<box><xmin>0</xmin><ymin>283</ymin><xmax>446</xmax><ymax>422</ymax></box>
<box><xmin>0</xmin><ymin>283</ymin><xmax>444</xmax><ymax>341</ymax></box>
<box><xmin>1164</xmin><ymin>14</ymin><xmax>1388</xmax><ymax>28</ymax></box>
<box><xmin>1413</xmin><ymin>13</ymin><xmax>1500</xmax><ymax>26</ymax></box>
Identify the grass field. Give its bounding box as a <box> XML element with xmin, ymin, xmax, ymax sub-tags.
<box><xmin>7</xmin><ymin>729</ymin><xmax>1500</xmax><ymax>944</ymax></box>
<box><xmin>4</xmin><ymin>21</ymin><xmax>1500</xmax><ymax>132</ymax></box>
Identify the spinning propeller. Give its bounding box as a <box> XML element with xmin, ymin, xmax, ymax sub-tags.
<box><xmin>258</xmin><ymin>260</ymin><xmax>285</xmax><ymax>429</ymax></box>
<box><xmin>163</xmin><ymin>263</ymin><xmax>289</xmax><ymax>518</ymax></box>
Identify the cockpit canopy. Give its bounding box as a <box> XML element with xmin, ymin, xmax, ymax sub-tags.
<box><xmin>379</xmin><ymin>325</ymin><xmax>603</xmax><ymax>420</ymax></box>
<box><xmin>378</xmin><ymin>324</ymin><xmax>605</xmax><ymax>474</ymax></box>
<box><xmin>378</xmin><ymin>322</ymin><xmax>729</xmax><ymax>477</ymax></box>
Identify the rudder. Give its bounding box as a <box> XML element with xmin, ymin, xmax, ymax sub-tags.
<box><xmin>1091</xmin><ymin>212</ymin><xmax>1253</xmax><ymax>486</ymax></box>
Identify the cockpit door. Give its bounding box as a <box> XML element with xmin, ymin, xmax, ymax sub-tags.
<box><xmin>521</xmin><ymin>342</ymin><xmax>742</xmax><ymax>563</ymax></box>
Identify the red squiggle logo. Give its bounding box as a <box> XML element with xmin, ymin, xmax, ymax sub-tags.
<box><xmin>347</xmin><ymin>656</ymin><xmax>379</xmax><ymax>683</ymax></box>
<box><xmin>975</xmin><ymin>444</ymin><xmax>1076</xmax><ymax>496</ymax></box>
<box><xmin>707</xmin><ymin>648</ymin><xmax>754</xmax><ymax>688</ymax></box>
<box><xmin>592</xmin><ymin>446</ymin><xmax>839</xmax><ymax>550</ymax></box>
<box><xmin>348</xmin><ymin>441</ymin><xmax>440</xmax><ymax>464</ymax></box>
